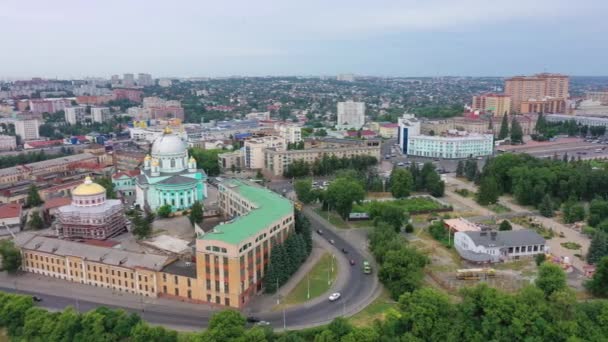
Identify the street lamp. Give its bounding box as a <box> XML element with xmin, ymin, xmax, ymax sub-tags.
<box><xmin>307</xmin><ymin>274</ymin><xmax>310</xmax><ymax>300</ymax></box>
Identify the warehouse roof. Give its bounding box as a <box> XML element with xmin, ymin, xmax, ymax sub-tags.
<box><xmin>201</xmin><ymin>180</ymin><xmax>293</xmax><ymax>245</ymax></box>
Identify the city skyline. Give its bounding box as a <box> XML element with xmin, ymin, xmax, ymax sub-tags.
<box><xmin>1</xmin><ymin>0</ymin><xmax>607</xmax><ymax>79</ymax></box>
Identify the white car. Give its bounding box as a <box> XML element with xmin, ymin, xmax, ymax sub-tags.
<box><xmin>329</xmin><ymin>292</ymin><xmax>341</xmax><ymax>301</ymax></box>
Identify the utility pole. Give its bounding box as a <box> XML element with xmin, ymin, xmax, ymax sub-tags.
<box><xmin>283</xmin><ymin>308</ymin><xmax>286</xmax><ymax>329</ymax></box>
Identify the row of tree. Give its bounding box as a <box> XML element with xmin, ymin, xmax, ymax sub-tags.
<box><xmin>263</xmin><ymin>212</ymin><xmax>312</xmax><ymax>293</ymax></box>
<box><xmin>535</xmin><ymin>113</ymin><xmax>607</xmax><ymax>140</ymax></box>
<box><xmin>497</xmin><ymin>114</ymin><xmax>524</xmax><ymax>143</ymax></box>
<box><xmin>0</xmin><ymin>150</ymin><xmax>73</xmax><ymax>169</ymax></box>
<box><xmin>283</xmin><ymin>155</ymin><xmax>377</xmax><ymax>178</ymax></box>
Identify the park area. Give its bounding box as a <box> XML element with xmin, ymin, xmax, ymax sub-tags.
<box><xmin>280</xmin><ymin>253</ymin><xmax>338</xmax><ymax>306</ymax></box>
<box><xmin>352</xmin><ymin>196</ymin><xmax>451</xmax><ymax>215</ymax></box>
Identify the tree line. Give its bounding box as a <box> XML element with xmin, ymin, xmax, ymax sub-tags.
<box><xmin>0</xmin><ymin>149</ymin><xmax>72</xmax><ymax>169</ymax></box>
<box><xmin>263</xmin><ymin>211</ymin><xmax>313</xmax><ymax>293</ymax></box>
<box><xmin>534</xmin><ymin>113</ymin><xmax>607</xmax><ymax>141</ymax></box>
<box><xmin>475</xmin><ymin>153</ymin><xmax>608</xmax><ymax>265</ymax></box>
<box><xmin>283</xmin><ymin>155</ymin><xmax>377</xmax><ymax>178</ymax></box>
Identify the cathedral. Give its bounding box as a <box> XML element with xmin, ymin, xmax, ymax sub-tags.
<box><xmin>135</xmin><ymin>127</ymin><xmax>207</xmax><ymax>212</ymax></box>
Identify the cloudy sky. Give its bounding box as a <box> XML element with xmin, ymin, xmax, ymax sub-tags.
<box><xmin>1</xmin><ymin>0</ymin><xmax>607</xmax><ymax>78</ymax></box>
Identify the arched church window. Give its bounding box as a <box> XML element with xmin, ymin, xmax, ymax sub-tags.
<box><xmin>171</xmin><ymin>159</ymin><xmax>176</xmax><ymax>168</ymax></box>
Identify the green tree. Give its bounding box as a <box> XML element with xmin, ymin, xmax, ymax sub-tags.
<box><xmin>425</xmin><ymin>172</ymin><xmax>445</xmax><ymax>197</ymax></box>
<box><xmin>456</xmin><ymin>160</ymin><xmax>464</xmax><ymax>177</ymax></box>
<box><xmin>476</xmin><ymin>176</ymin><xmax>500</xmax><ymax>205</ymax></box>
<box><xmin>294</xmin><ymin>179</ymin><xmax>316</xmax><ymax>204</ymax></box>
<box><xmin>189</xmin><ymin>201</ymin><xmax>204</xmax><ymax>227</ymax></box>
<box><xmin>464</xmin><ymin>159</ymin><xmax>478</xmax><ymax>181</ymax></box>
<box><xmin>132</xmin><ymin>212</ymin><xmax>152</xmax><ymax>239</ymax></box>
<box><xmin>587</xmin><ymin>231</ymin><xmax>608</xmax><ymax>264</ymax></box>
<box><xmin>188</xmin><ymin>148</ymin><xmax>222</xmax><ymax>176</ymax></box>
<box><xmin>0</xmin><ymin>240</ymin><xmax>22</xmax><ymax>273</ymax></box>
<box><xmin>498</xmin><ymin>113</ymin><xmax>509</xmax><ymax>140</ymax></box>
<box><xmin>499</xmin><ymin>220</ymin><xmax>512</xmax><ymax>231</ymax></box>
<box><xmin>27</xmin><ymin>211</ymin><xmax>44</xmax><ymax>230</ymax></box>
<box><xmin>535</xmin><ymin>253</ymin><xmax>546</xmax><ymax>266</ymax></box>
<box><xmin>510</xmin><ymin>117</ymin><xmax>524</xmax><ymax>144</ymax></box>
<box><xmin>130</xmin><ymin>322</ymin><xmax>178</xmax><ymax>342</ymax></box>
<box><xmin>389</xmin><ymin>168</ymin><xmax>413</xmax><ymax>198</ymax></box>
<box><xmin>94</xmin><ymin>177</ymin><xmax>117</xmax><ymax>199</ymax></box>
<box><xmin>205</xmin><ymin>310</ymin><xmax>246</xmax><ymax>341</ymax></box>
<box><xmin>25</xmin><ymin>184</ymin><xmax>43</xmax><ymax>207</ymax></box>
<box><xmin>536</xmin><ymin>262</ymin><xmax>567</xmax><ymax>297</ymax></box>
<box><xmin>156</xmin><ymin>204</ymin><xmax>172</xmax><ymax>218</ymax></box>
<box><xmin>585</xmin><ymin>256</ymin><xmax>608</xmax><ymax>297</ymax></box>
<box><xmin>378</xmin><ymin>205</ymin><xmax>406</xmax><ymax>233</ymax></box>
<box><xmin>536</xmin><ymin>112</ymin><xmax>547</xmax><ymax>134</ymax></box>
<box><xmin>539</xmin><ymin>195</ymin><xmax>554</xmax><ymax>217</ymax></box>
<box><xmin>379</xmin><ymin>246</ymin><xmax>428</xmax><ymax>299</ymax></box>
<box><xmin>398</xmin><ymin>287</ymin><xmax>455</xmax><ymax>341</ymax></box>
<box><xmin>325</xmin><ymin>177</ymin><xmax>365</xmax><ymax>219</ymax></box>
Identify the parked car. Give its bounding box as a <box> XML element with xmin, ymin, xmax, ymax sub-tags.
<box><xmin>329</xmin><ymin>239</ymin><xmax>335</xmax><ymax>245</ymax></box>
<box><xmin>32</xmin><ymin>296</ymin><xmax>42</xmax><ymax>302</ymax></box>
<box><xmin>349</xmin><ymin>259</ymin><xmax>356</xmax><ymax>266</ymax></box>
<box><xmin>246</xmin><ymin>316</ymin><xmax>261</xmax><ymax>323</ymax></box>
<box><xmin>329</xmin><ymin>292</ymin><xmax>341</xmax><ymax>301</ymax></box>
<box><xmin>255</xmin><ymin>321</ymin><xmax>270</xmax><ymax>326</ymax></box>
<box><xmin>316</xmin><ymin>229</ymin><xmax>323</xmax><ymax>235</ymax></box>
<box><xmin>341</xmin><ymin>248</ymin><xmax>348</xmax><ymax>254</ymax></box>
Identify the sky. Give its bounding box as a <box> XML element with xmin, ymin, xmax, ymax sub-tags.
<box><xmin>1</xmin><ymin>0</ymin><xmax>607</xmax><ymax>79</ymax></box>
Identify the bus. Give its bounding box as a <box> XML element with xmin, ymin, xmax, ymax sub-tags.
<box><xmin>456</xmin><ymin>268</ymin><xmax>496</xmax><ymax>280</ymax></box>
<box><xmin>363</xmin><ymin>261</ymin><xmax>372</xmax><ymax>274</ymax></box>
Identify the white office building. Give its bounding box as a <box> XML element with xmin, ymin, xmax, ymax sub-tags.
<box><xmin>398</xmin><ymin>114</ymin><xmax>493</xmax><ymax>159</ymax></box>
<box><xmin>244</xmin><ymin>136</ymin><xmax>285</xmax><ymax>169</ymax></box>
<box><xmin>337</xmin><ymin>101</ymin><xmax>365</xmax><ymax>129</ymax></box>
<box><xmin>14</xmin><ymin>119</ymin><xmax>40</xmax><ymax>141</ymax></box>
<box><xmin>64</xmin><ymin>106</ymin><xmax>87</xmax><ymax>125</ymax></box>
<box><xmin>91</xmin><ymin>107</ymin><xmax>111</xmax><ymax>123</ymax></box>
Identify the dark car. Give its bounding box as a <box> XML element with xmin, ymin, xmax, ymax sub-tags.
<box><xmin>246</xmin><ymin>316</ymin><xmax>261</xmax><ymax>323</ymax></box>
<box><xmin>341</xmin><ymin>248</ymin><xmax>348</xmax><ymax>254</ymax></box>
<box><xmin>316</xmin><ymin>229</ymin><xmax>323</xmax><ymax>235</ymax></box>
<box><xmin>349</xmin><ymin>259</ymin><xmax>356</xmax><ymax>266</ymax></box>
<box><xmin>32</xmin><ymin>296</ymin><xmax>42</xmax><ymax>302</ymax></box>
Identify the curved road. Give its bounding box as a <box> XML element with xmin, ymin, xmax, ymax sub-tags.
<box><xmin>0</xmin><ymin>208</ymin><xmax>380</xmax><ymax>330</ymax></box>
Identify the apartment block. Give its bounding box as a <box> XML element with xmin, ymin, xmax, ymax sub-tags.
<box><xmin>245</xmin><ymin>136</ymin><xmax>286</xmax><ymax>169</ymax></box>
<box><xmin>64</xmin><ymin>106</ymin><xmax>87</xmax><ymax>124</ymax></box>
<box><xmin>337</xmin><ymin>101</ymin><xmax>365</xmax><ymax>129</ymax></box>
<box><xmin>505</xmin><ymin>73</ymin><xmax>569</xmax><ymax>114</ymax></box>
<box><xmin>14</xmin><ymin>119</ymin><xmax>40</xmax><ymax>141</ymax></box>
<box><xmin>91</xmin><ymin>107</ymin><xmax>111</xmax><ymax>123</ymax></box>
<box><xmin>471</xmin><ymin>94</ymin><xmax>512</xmax><ymax>116</ymax></box>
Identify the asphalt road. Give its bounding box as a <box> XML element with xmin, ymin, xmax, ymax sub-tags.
<box><xmin>0</xmin><ymin>207</ymin><xmax>378</xmax><ymax>330</ymax></box>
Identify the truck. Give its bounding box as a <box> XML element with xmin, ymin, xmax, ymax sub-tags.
<box><xmin>363</xmin><ymin>261</ymin><xmax>372</xmax><ymax>274</ymax></box>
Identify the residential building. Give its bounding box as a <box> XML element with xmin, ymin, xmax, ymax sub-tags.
<box><xmin>64</xmin><ymin>106</ymin><xmax>87</xmax><ymax>124</ymax></box>
<box><xmin>55</xmin><ymin>177</ymin><xmax>129</xmax><ymax>240</ymax></box>
<box><xmin>275</xmin><ymin>123</ymin><xmax>302</xmax><ymax>143</ymax></box>
<box><xmin>113</xmin><ymin>88</ymin><xmax>143</xmax><ymax>103</ymax></box>
<box><xmin>14</xmin><ymin>119</ymin><xmax>40</xmax><ymax>141</ymax></box>
<box><xmin>135</xmin><ymin>127</ymin><xmax>207</xmax><ymax>212</ymax></box>
<box><xmin>91</xmin><ymin>107</ymin><xmax>111</xmax><ymax>123</ymax></box>
<box><xmin>218</xmin><ymin>150</ymin><xmax>245</xmax><ymax>172</ymax></box>
<box><xmin>245</xmin><ymin>136</ymin><xmax>286</xmax><ymax>169</ymax></box>
<box><xmin>246</xmin><ymin>112</ymin><xmax>270</xmax><ymax>120</ymax></box>
<box><xmin>378</xmin><ymin>123</ymin><xmax>399</xmax><ymax>138</ymax></box>
<box><xmin>137</xmin><ymin>73</ymin><xmax>154</xmax><ymax>87</ymax></box>
<box><xmin>0</xmin><ymin>203</ymin><xmax>23</xmax><ymax>236</ymax></box>
<box><xmin>141</xmin><ymin>97</ymin><xmax>185</xmax><ymax>120</ymax></box>
<box><xmin>504</xmin><ymin>73</ymin><xmax>569</xmax><ymax>114</ymax></box>
<box><xmin>0</xmin><ymin>135</ymin><xmax>17</xmax><ymax>150</ymax></box>
<box><xmin>29</xmin><ymin>98</ymin><xmax>71</xmax><ymax>114</ymax></box>
<box><xmin>113</xmin><ymin>150</ymin><xmax>147</xmax><ymax>171</ymax></box>
<box><xmin>158</xmin><ymin>79</ymin><xmax>173</xmax><ymax>87</ymax></box>
<box><xmin>111</xmin><ymin>74</ymin><xmax>120</xmax><ymax>85</ymax></box>
<box><xmin>545</xmin><ymin>114</ymin><xmax>608</xmax><ymax>128</ymax></box>
<box><xmin>586</xmin><ymin>91</ymin><xmax>608</xmax><ymax>105</ymax></box>
<box><xmin>123</xmin><ymin>73</ymin><xmax>135</xmax><ymax>87</ymax></box>
<box><xmin>420</xmin><ymin>115</ymin><xmax>537</xmax><ymax>137</ymax></box>
<box><xmin>337</xmin><ymin>101</ymin><xmax>365</xmax><ymax>129</ymax></box>
<box><xmin>454</xmin><ymin>229</ymin><xmax>546</xmax><ymax>263</ymax></box>
<box><xmin>337</xmin><ymin>74</ymin><xmax>355</xmax><ymax>82</ymax></box>
<box><xmin>444</xmin><ymin>218</ymin><xmax>481</xmax><ymax>233</ymax></box>
<box><xmin>198</xmin><ymin>179</ymin><xmax>294</xmax><ymax>307</ymax></box>
<box><xmin>76</xmin><ymin>95</ymin><xmax>115</xmax><ymax>105</ymax></box>
<box><xmin>264</xmin><ymin>139</ymin><xmax>381</xmax><ymax>176</ymax></box>
<box><xmin>471</xmin><ymin>94</ymin><xmax>512</xmax><ymax>116</ymax></box>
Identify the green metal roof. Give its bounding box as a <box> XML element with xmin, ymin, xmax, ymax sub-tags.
<box><xmin>201</xmin><ymin>180</ymin><xmax>293</xmax><ymax>245</ymax></box>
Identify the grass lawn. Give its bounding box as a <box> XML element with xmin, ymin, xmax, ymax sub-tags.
<box><xmin>561</xmin><ymin>242</ymin><xmax>582</xmax><ymax>250</ymax></box>
<box><xmin>313</xmin><ymin>208</ymin><xmax>349</xmax><ymax>229</ymax></box>
<box><xmin>282</xmin><ymin>253</ymin><xmax>339</xmax><ymax>305</ymax></box>
<box><xmin>348</xmin><ymin>289</ymin><xmax>397</xmax><ymax>326</ymax></box>
<box><xmin>353</xmin><ymin>197</ymin><xmax>449</xmax><ymax>215</ymax></box>
<box><xmin>484</xmin><ymin>203</ymin><xmax>512</xmax><ymax>214</ymax></box>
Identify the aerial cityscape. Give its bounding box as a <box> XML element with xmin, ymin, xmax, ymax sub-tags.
<box><xmin>1</xmin><ymin>1</ymin><xmax>608</xmax><ymax>341</ymax></box>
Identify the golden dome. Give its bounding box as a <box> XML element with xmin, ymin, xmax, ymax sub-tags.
<box><xmin>189</xmin><ymin>156</ymin><xmax>196</xmax><ymax>163</ymax></box>
<box><xmin>73</xmin><ymin>176</ymin><xmax>106</xmax><ymax>196</ymax></box>
<box><xmin>151</xmin><ymin>158</ymin><xmax>160</xmax><ymax>166</ymax></box>
<box><xmin>163</xmin><ymin>126</ymin><xmax>173</xmax><ymax>134</ymax></box>
<box><xmin>144</xmin><ymin>154</ymin><xmax>151</xmax><ymax>161</ymax></box>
